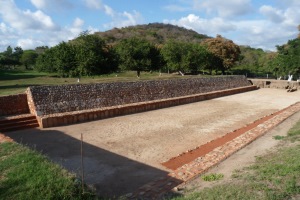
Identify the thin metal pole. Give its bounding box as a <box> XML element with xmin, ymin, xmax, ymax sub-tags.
<box><xmin>81</xmin><ymin>133</ymin><xmax>85</xmax><ymax>193</ymax></box>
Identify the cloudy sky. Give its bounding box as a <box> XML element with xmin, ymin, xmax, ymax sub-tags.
<box><xmin>0</xmin><ymin>0</ymin><xmax>299</xmax><ymax>52</ymax></box>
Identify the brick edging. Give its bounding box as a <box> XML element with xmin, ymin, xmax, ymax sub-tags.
<box><xmin>128</xmin><ymin>101</ymin><xmax>300</xmax><ymax>199</ymax></box>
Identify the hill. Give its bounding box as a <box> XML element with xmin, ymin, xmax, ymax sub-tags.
<box><xmin>94</xmin><ymin>23</ymin><xmax>210</xmax><ymax>45</ymax></box>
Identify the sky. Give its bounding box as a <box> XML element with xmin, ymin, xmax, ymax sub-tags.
<box><xmin>0</xmin><ymin>0</ymin><xmax>299</xmax><ymax>52</ymax></box>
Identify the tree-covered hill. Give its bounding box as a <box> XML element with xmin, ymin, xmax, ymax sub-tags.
<box><xmin>94</xmin><ymin>23</ymin><xmax>210</xmax><ymax>45</ymax></box>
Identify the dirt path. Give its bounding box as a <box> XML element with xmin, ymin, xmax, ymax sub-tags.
<box><xmin>5</xmin><ymin>88</ymin><xmax>300</xmax><ymax>197</ymax></box>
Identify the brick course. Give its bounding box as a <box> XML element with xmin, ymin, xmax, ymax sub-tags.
<box><xmin>0</xmin><ymin>94</ymin><xmax>29</xmax><ymax>116</ymax></box>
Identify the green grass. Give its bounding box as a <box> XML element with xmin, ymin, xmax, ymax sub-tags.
<box><xmin>201</xmin><ymin>173</ymin><xmax>224</xmax><ymax>182</ymax></box>
<box><xmin>273</xmin><ymin>135</ymin><xmax>285</xmax><ymax>140</ymax></box>
<box><xmin>0</xmin><ymin>68</ymin><xmax>190</xmax><ymax>96</ymax></box>
<box><xmin>0</xmin><ymin>142</ymin><xmax>96</xmax><ymax>200</ymax></box>
<box><xmin>173</xmin><ymin>120</ymin><xmax>300</xmax><ymax>200</ymax></box>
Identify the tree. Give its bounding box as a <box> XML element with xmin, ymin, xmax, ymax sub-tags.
<box><xmin>202</xmin><ymin>35</ymin><xmax>241</xmax><ymax>73</ymax></box>
<box><xmin>161</xmin><ymin>40</ymin><xmax>185</xmax><ymax>73</ymax></box>
<box><xmin>12</xmin><ymin>46</ymin><xmax>23</xmax><ymax>62</ymax></box>
<box><xmin>35</xmin><ymin>32</ymin><xmax>119</xmax><ymax>77</ymax></box>
<box><xmin>182</xmin><ymin>43</ymin><xmax>210</xmax><ymax>74</ymax></box>
<box><xmin>20</xmin><ymin>50</ymin><xmax>38</xmax><ymax>69</ymax></box>
<box><xmin>0</xmin><ymin>46</ymin><xmax>20</xmax><ymax>68</ymax></box>
<box><xmin>72</xmin><ymin>32</ymin><xmax>119</xmax><ymax>76</ymax></box>
<box><xmin>275</xmin><ymin>38</ymin><xmax>300</xmax><ymax>76</ymax></box>
<box><xmin>35</xmin><ymin>46</ymin><xmax>49</xmax><ymax>54</ymax></box>
<box><xmin>161</xmin><ymin>41</ymin><xmax>211</xmax><ymax>74</ymax></box>
<box><xmin>116</xmin><ymin>37</ymin><xmax>157</xmax><ymax>77</ymax></box>
<box><xmin>53</xmin><ymin>42</ymin><xmax>77</xmax><ymax>77</ymax></box>
<box><xmin>4</xmin><ymin>46</ymin><xmax>13</xmax><ymax>58</ymax></box>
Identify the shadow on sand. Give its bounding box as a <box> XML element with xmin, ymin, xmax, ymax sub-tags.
<box><xmin>5</xmin><ymin>128</ymin><xmax>181</xmax><ymax>199</ymax></box>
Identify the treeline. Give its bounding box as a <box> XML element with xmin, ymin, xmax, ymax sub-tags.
<box><xmin>0</xmin><ymin>32</ymin><xmax>241</xmax><ymax>77</ymax></box>
<box><xmin>95</xmin><ymin>23</ymin><xmax>209</xmax><ymax>45</ymax></box>
<box><xmin>1</xmin><ymin>24</ymin><xmax>299</xmax><ymax>79</ymax></box>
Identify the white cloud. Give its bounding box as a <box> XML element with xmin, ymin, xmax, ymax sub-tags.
<box><xmin>230</xmin><ymin>19</ymin><xmax>295</xmax><ymax>50</ymax></box>
<box><xmin>0</xmin><ymin>22</ymin><xmax>14</xmax><ymax>34</ymax></box>
<box><xmin>163</xmin><ymin>4</ymin><xmax>190</xmax><ymax>12</ymax></box>
<box><xmin>104</xmin><ymin>10</ymin><xmax>143</xmax><ymax>29</ymax></box>
<box><xmin>0</xmin><ymin>1</ymin><xmax>89</xmax><ymax>51</ymax></box>
<box><xmin>259</xmin><ymin>5</ymin><xmax>285</xmax><ymax>23</ymax></box>
<box><xmin>84</xmin><ymin>0</ymin><xmax>103</xmax><ymax>10</ymax></box>
<box><xmin>30</xmin><ymin>0</ymin><xmax>46</xmax><ymax>9</ymax></box>
<box><xmin>73</xmin><ymin>17</ymin><xmax>84</xmax><ymax>27</ymax></box>
<box><xmin>104</xmin><ymin>5</ymin><xmax>115</xmax><ymax>17</ymax></box>
<box><xmin>164</xmin><ymin>14</ymin><xmax>236</xmax><ymax>35</ymax></box>
<box><xmin>82</xmin><ymin>0</ymin><xmax>143</xmax><ymax>28</ymax></box>
<box><xmin>69</xmin><ymin>17</ymin><xmax>85</xmax><ymax>37</ymax></box>
<box><xmin>0</xmin><ymin>0</ymin><xmax>59</xmax><ymax>31</ymax></box>
<box><xmin>30</xmin><ymin>0</ymin><xmax>73</xmax><ymax>10</ymax></box>
<box><xmin>193</xmin><ymin>0</ymin><xmax>253</xmax><ymax>18</ymax></box>
<box><xmin>17</xmin><ymin>38</ymin><xmax>44</xmax><ymax>50</ymax></box>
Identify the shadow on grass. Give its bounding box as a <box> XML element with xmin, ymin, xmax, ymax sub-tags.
<box><xmin>0</xmin><ymin>84</ymin><xmax>40</xmax><ymax>90</ymax></box>
<box><xmin>5</xmin><ymin>128</ymin><xmax>181</xmax><ymax>199</ymax></box>
<box><xmin>0</xmin><ymin>70</ymin><xmax>47</xmax><ymax>81</ymax></box>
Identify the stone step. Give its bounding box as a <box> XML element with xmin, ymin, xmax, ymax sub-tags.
<box><xmin>0</xmin><ymin>115</ymin><xmax>37</xmax><ymax>125</ymax></box>
<box><xmin>0</xmin><ymin>123</ymin><xmax>39</xmax><ymax>132</ymax></box>
<box><xmin>0</xmin><ymin>114</ymin><xmax>39</xmax><ymax>132</ymax></box>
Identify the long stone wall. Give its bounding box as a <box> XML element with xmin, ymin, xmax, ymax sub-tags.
<box><xmin>28</xmin><ymin>76</ymin><xmax>251</xmax><ymax>116</ymax></box>
<box><xmin>0</xmin><ymin>94</ymin><xmax>29</xmax><ymax>116</ymax></box>
<box><xmin>249</xmin><ymin>79</ymin><xmax>300</xmax><ymax>90</ymax></box>
<box><xmin>39</xmin><ymin>85</ymin><xmax>257</xmax><ymax>128</ymax></box>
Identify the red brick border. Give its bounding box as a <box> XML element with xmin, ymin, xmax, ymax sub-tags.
<box><xmin>128</xmin><ymin>101</ymin><xmax>300</xmax><ymax>199</ymax></box>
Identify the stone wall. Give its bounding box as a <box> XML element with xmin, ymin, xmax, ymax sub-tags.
<box><xmin>249</xmin><ymin>79</ymin><xmax>300</xmax><ymax>90</ymax></box>
<box><xmin>28</xmin><ymin>76</ymin><xmax>251</xmax><ymax>116</ymax></box>
<box><xmin>40</xmin><ymin>85</ymin><xmax>257</xmax><ymax>128</ymax></box>
<box><xmin>0</xmin><ymin>94</ymin><xmax>29</xmax><ymax>116</ymax></box>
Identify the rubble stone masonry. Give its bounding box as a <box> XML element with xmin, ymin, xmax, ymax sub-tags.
<box><xmin>28</xmin><ymin>76</ymin><xmax>251</xmax><ymax>116</ymax></box>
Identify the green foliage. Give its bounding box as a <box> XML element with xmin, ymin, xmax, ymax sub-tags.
<box><xmin>161</xmin><ymin>40</ymin><xmax>184</xmax><ymax>72</ymax></box>
<box><xmin>116</xmin><ymin>37</ymin><xmax>159</xmax><ymax>76</ymax></box>
<box><xmin>273</xmin><ymin>135</ymin><xmax>285</xmax><ymax>140</ymax></box>
<box><xmin>0</xmin><ymin>142</ymin><xmax>96</xmax><ymax>200</ymax></box>
<box><xmin>20</xmin><ymin>50</ymin><xmax>38</xmax><ymax>69</ymax></box>
<box><xmin>286</xmin><ymin>120</ymin><xmax>300</xmax><ymax>142</ymax></box>
<box><xmin>96</xmin><ymin>23</ymin><xmax>209</xmax><ymax>45</ymax></box>
<box><xmin>72</xmin><ymin>32</ymin><xmax>119</xmax><ymax>76</ymax></box>
<box><xmin>202</xmin><ymin>35</ymin><xmax>241</xmax><ymax>73</ymax></box>
<box><xmin>35</xmin><ymin>32</ymin><xmax>119</xmax><ymax>77</ymax></box>
<box><xmin>35</xmin><ymin>48</ymin><xmax>57</xmax><ymax>73</ymax></box>
<box><xmin>161</xmin><ymin>41</ymin><xmax>212</xmax><ymax>74</ymax></box>
<box><xmin>0</xmin><ymin>46</ymin><xmax>23</xmax><ymax>69</ymax></box>
<box><xmin>275</xmin><ymin>38</ymin><xmax>300</xmax><ymax>77</ymax></box>
<box><xmin>202</xmin><ymin>173</ymin><xmax>224</xmax><ymax>181</ymax></box>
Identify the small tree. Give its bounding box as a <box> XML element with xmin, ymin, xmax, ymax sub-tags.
<box><xmin>116</xmin><ymin>37</ymin><xmax>157</xmax><ymax>77</ymax></box>
<box><xmin>202</xmin><ymin>35</ymin><xmax>241</xmax><ymax>74</ymax></box>
<box><xmin>72</xmin><ymin>32</ymin><xmax>118</xmax><ymax>76</ymax></box>
<box><xmin>161</xmin><ymin>40</ymin><xmax>186</xmax><ymax>73</ymax></box>
<box><xmin>20</xmin><ymin>50</ymin><xmax>38</xmax><ymax>69</ymax></box>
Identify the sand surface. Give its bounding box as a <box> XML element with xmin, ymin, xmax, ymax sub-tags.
<box><xmin>6</xmin><ymin>88</ymin><xmax>300</xmax><ymax>197</ymax></box>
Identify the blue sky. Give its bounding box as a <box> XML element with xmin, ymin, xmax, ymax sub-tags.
<box><xmin>0</xmin><ymin>0</ymin><xmax>299</xmax><ymax>52</ymax></box>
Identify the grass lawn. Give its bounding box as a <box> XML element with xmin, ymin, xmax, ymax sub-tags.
<box><xmin>172</xmin><ymin>120</ymin><xmax>300</xmax><ymax>200</ymax></box>
<box><xmin>0</xmin><ymin>142</ymin><xmax>97</xmax><ymax>200</ymax></box>
<box><xmin>0</xmin><ymin>68</ymin><xmax>187</xmax><ymax>96</ymax></box>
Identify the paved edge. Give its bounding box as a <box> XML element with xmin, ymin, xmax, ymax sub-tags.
<box><xmin>127</xmin><ymin>101</ymin><xmax>300</xmax><ymax>199</ymax></box>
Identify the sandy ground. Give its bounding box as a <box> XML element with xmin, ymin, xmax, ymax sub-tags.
<box><xmin>5</xmin><ymin>88</ymin><xmax>300</xmax><ymax>197</ymax></box>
